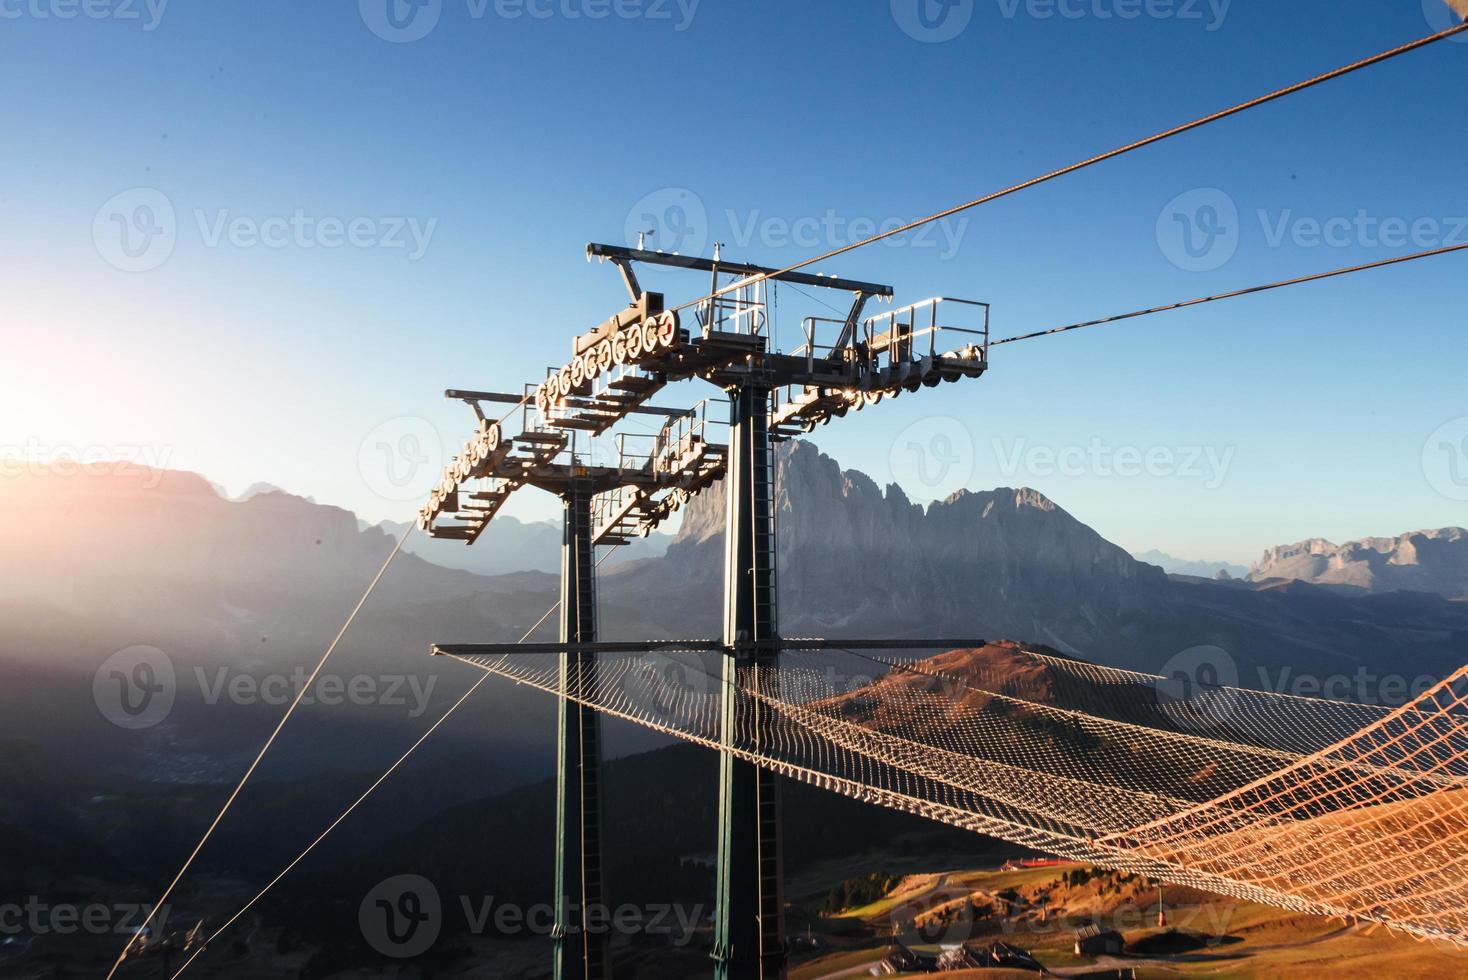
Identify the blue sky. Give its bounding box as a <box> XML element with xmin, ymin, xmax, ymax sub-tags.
<box><xmin>2</xmin><ymin>0</ymin><xmax>1465</xmax><ymax>564</ymax></box>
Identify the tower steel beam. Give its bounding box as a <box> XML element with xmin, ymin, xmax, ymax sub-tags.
<box><xmin>713</xmin><ymin>380</ymin><xmax>786</xmax><ymax>979</ymax></box>
<box><xmin>553</xmin><ymin>488</ymin><xmax>610</xmax><ymax>980</ymax></box>
<box><xmin>445</xmin><ymin>388</ymin><xmax>695</xmax><ymax>418</ymax></box>
<box><xmin>587</xmin><ymin>243</ymin><xmax>893</xmax><ymax>299</ymax></box>
<box><xmin>432</xmin><ymin>638</ymin><xmax>989</xmax><ymax>658</ymax></box>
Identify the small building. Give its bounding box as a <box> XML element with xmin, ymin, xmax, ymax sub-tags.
<box><xmin>1074</xmin><ymin>923</ymin><xmax>1125</xmax><ymax>956</ymax></box>
<box><xmin>935</xmin><ymin>945</ymin><xmax>981</xmax><ymax>971</ymax></box>
<box><xmin>878</xmin><ymin>942</ymin><xmax>923</xmax><ymax>974</ymax></box>
<box><xmin>971</xmin><ymin>941</ymin><xmax>1043</xmax><ymax>971</ymax></box>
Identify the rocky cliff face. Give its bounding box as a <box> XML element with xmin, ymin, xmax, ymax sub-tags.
<box><xmin>1250</xmin><ymin>528</ymin><xmax>1468</xmax><ymax>599</ymax></box>
<box><xmin>648</xmin><ymin>441</ymin><xmax>1167</xmax><ymax>648</ymax></box>
<box><xmin>0</xmin><ymin>465</ymin><xmax>497</xmax><ymax>628</ymax></box>
<box><xmin>615</xmin><ymin>442</ymin><xmax>1468</xmax><ymax>679</ymax></box>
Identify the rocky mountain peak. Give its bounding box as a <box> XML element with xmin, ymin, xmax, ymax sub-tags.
<box><xmin>1249</xmin><ymin>527</ymin><xmax>1468</xmax><ymax>599</ymax></box>
<box><xmin>659</xmin><ymin>440</ymin><xmax>1164</xmax><ymax>644</ymax></box>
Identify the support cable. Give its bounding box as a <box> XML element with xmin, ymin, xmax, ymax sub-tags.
<box><xmin>104</xmin><ymin>524</ymin><xmax>415</xmax><ymax>980</ymax></box>
<box><xmin>482</xmin><ymin>22</ymin><xmax>1466</xmax><ymax>431</ymax></box>
<box><xmin>475</xmin><ymin>22</ymin><xmax>1462</xmax><ymax>428</ymax></box>
<box><xmin>662</xmin><ymin>22</ymin><xmax>1468</xmax><ymax>320</ymax></box>
<box><xmin>164</xmin><ymin>546</ymin><xmax>623</xmax><ymax>979</ymax></box>
<box><xmin>989</xmin><ymin>242</ymin><xmax>1468</xmax><ymax>348</ymax></box>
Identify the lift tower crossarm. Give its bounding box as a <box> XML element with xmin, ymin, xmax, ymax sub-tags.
<box><xmin>431</xmin><ymin>638</ymin><xmax>991</xmax><ymax>658</ymax></box>
<box><xmin>445</xmin><ymin>389</ymin><xmax>695</xmax><ymax>418</ymax></box>
<box><xmin>587</xmin><ymin>243</ymin><xmax>895</xmax><ymax>299</ymax></box>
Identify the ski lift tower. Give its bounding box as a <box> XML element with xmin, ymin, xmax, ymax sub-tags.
<box><xmin>585</xmin><ymin>244</ymin><xmax>989</xmax><ymax>979</ymax></box>
<box><xmin>421</xmin><ymin>351</ymin><xmax>728</xmax><ymax>980</ymax></box>
<box><xmin>425</xmin><ymin>241</ymin><xmax>990</xmax><ymax>980</ymax></box>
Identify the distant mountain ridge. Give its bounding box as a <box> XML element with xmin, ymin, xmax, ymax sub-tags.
<box><xmin>645</xmin><ymin>441</ymin><xmax>1166</xmax><ymax>644</ymax></box>
<box><xmin>616</xmin><ymin>441</ymin><xmax>1468</xmax><ymax>680</ymax></box>
<box><xmin>5</xmin><ymin>450</ymin><xmax>1467</xmax><ymax>793</ymax></box>
<box><xmin>372</xmin><ymin>515</ymin><xmax>672</xmax><ymax>577</ymax></box>
<box><xmin>1249</xmin><ymin>528</ymin><xmax>1468</xmax><ymax>599</ymax></box>
<box><xmin>1133</xmin><ymin>549</ymin><xmax>1249</xmax><ymax>581</ymax></box>
<box><xmin>5</xmin><ymin>449</ymin><xmax>1468</xmax><ymax>964</ymax></box>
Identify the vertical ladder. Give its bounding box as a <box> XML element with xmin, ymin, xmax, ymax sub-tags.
<box><xmin>714</xmin><ymin>381</ymin><xmax>786</xmax><ymax>980</ymax></box>
<box><xmin>554</xmin><ymin>490</ymin><xmax>610</xmax><ymax>980</ymax></box>
<box><xmin>752</xmin><ymin>402</ymin><xmax>783</xmax><ymax>967</ymax></box>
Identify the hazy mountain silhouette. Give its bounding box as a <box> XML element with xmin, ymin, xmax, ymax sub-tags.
<box><xmin>370</xmin><ymin>515</ymin><xmax>673</xmax><ymax>577</ymax></box>
<box><xmin>614</xmin><ymin>442</ymin><xmax>1468</xmax><ymax>684</ymax></box>
<box><xmin>1250</xmin><ymin>528</ymin><xmax>1468</xmax><ymax>599</ymax></box>
<box><xmin>1133</xmin><ymin>549</ymin><xmax>1249</xmax><ymax>581</ymax></box>
<box><xmin>6</xmin><ymin>448</ymin><xmax>1466</xmax><ymax>791</ymax></box>
<box><xmin>5</xmin><ymin>444</ymin><xmax>1468</xmax><ymax>958</ymax></box>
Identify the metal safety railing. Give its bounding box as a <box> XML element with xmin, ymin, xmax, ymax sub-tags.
<box><xmin>651</xmin><ymin>399</ymin><xmax>727</xmax><ymax>478</ymax></box>
<box><xmin>699</xmin><ymin>277</ymin><xmax>768</xmax><ymax>337</ymax></box>
<box><xmin>861</xmin><ymin>296</ymin><xmax>990</xmax><ymax>370</ymax></box>
<box><xmin>791</xmin><ymin>315</ymin><xmax>851</xmax><ymax>373</ymax></box>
